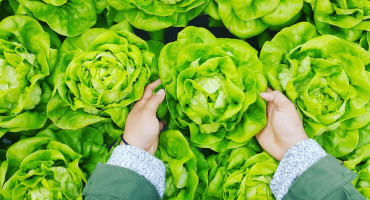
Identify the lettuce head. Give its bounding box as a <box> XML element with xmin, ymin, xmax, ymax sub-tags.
<box><xmin>305</xmin><ymin>0</ymin><xmax>370</xmax><ymax>42</ymax></box>
<box><xmin>0</xmin><ymin>15</ymin><xmax>59</xmax><ymax>138</ymax></box>
<box><xmin>204</xmin><ymin>148</ymin><xmax>277</xmax><ymax>199</ymax></box>
<box><xmin>107</xmin><ymin>0</ymin><xmax>209</xmax><ymax>31</ymax></box>
<box><xmin>205</xmin><ymin>0</ymin><xmax>304</xmax><ymax>38</ymax></box>
<box><xmin>8</xmin><ymin>0</ymin><xmax>107</xmax><ymax>36</ymax></box>
<box><xmin>159</xmin><ymin>26</ymin><xmax>267</xmax><ymax>152</ymax></box>
<box><xmin>0</xmin><ymin>125</ymin><xmax>109</xmax><ymax>200</ymax></box>
<box><xmin>47</xmin><ymin>22</ymin><xmax>153</xmax><ymax>131</ymax></box>
<box><xmin>260</xmin><ymin>22</ymin><xmax>370</xmax><ymax>158</ymax></box>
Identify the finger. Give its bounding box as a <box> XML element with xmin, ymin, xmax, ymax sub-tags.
<box><xmin>143</xmin><ymin>89</ymin><xmax>166</xmax><ymax>115</ymax></box>
<box><xmin>256</xmin><ymin>129</ymin><xmax>267</xmax><ymax>145</ymax></box>
<box><xmin>159</xmin><ymin>121</ymin><xmax>165</xmax><ymax>131</ymax></box>
<box><xmin>140</xmin><ymin>79</ymin><xmax>162</xmax><ymax>103</ymax></box>
<box><xmin>259</xmin><ymin>90</ymin><xmax>291</xmax><ymax>108</ymax></box>
<box><xmin>262</xmin><ymin>87</ymin><xmax>275</xmax><ymax>120</ymax></box>
<box><xmin>132</xmin><ymin>79</ymin><xmax>162</xmax><ymax>110</ymax></box>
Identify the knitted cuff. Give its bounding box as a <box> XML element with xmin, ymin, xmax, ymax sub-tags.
<box><xmin>270</xmin><ymin>139</ymin><xmax>327</xmax><ymax>200</ymax></box>
<box><xmin>107</xmin><ymin>145</ymin><xmax>166</xmax><ymax>198</ymax></box>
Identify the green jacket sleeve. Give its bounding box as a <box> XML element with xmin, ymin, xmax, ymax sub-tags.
<box><xmin>83</xmin><ymin>163</ymin><xmax>161</xmax><ymax>200</ymax></box>
<box><xmin>283</xmin><ymin>155</ymin><xmax>365</xmax><ymax>200</ymax></box>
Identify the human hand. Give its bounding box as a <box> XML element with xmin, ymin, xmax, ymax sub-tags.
<box><xmin>122</xmin><ymin>79</ymin><xmax>166</xmax><ymax>155</ymax></box>
<box><xmin>256</xmin><ymin>88</ymin><xmax>308</xmax><ymax>161</ymax></box>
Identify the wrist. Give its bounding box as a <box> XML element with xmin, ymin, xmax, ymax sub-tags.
<box><xmin>107</xmin><ymin>145</ymin><xmax>166</xmax><ymax>197</ymax></box>
<box><xmin>279</xmin><ymin>133</ymin><xmax>308</xmax><ymax>160</ymax></box>
<box><xmin>121</xmin><ymin>134</ymin><xmax>156</xmax><ymax>155</ymax></box>
<box><xmin>270</xmin><ymin>139</ymin><xmax>326</xmax><ymax>199</ymax></box>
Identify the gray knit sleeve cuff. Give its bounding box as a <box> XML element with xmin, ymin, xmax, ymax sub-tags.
<box><xmin>107</xmin><ymin>145</ymin><xmax>166</xmax><ymax>198</ymax></box>
<box><xmin>270</xmin><ymin>139</ymin><xmax>327</xmax><ymax>200</ymax></box>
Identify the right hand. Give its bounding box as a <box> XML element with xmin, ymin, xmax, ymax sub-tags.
<box><xmin>256</xmin><ymin>88</ymin><xmax>308</xmax><ymax>161</ymax></box>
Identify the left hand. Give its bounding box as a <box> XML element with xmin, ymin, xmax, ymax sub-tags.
<box><xmin>122</xmin><ymin>79</ymin><xmax>166</xmax><ymax>155</ymax></box>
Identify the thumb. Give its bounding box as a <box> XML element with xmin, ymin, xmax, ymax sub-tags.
<box><xmin>143</xmin><ymin>89</ymin><xmax>166</xmax><ymax>115</ymax></box>
<box><xmin>259</xmin><ymin>90</ymin><xmax>291</xmax><ymax>108</ymax></box>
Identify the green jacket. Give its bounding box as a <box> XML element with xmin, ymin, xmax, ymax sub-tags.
<box><xmin>83</xmin><ymin>155</ymin><xmax>364</xmax><ymax>200</ymax></box>
<box><xmin>283</xmin><ymin>155</ymin><xmax>364</xmax><ymax>200</ymax></box>
<box><xmin>83</xmin><ymin>163</ymin><xmax>161</xmax><ymax>199</ymax></box>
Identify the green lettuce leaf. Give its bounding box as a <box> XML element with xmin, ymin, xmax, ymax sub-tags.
<box><xmin>343</xmin><ymin>144</ymin><xmax>370</xmax><ymax>198</ymax></box>
<box><xmin>155</xmin><ymin>130</ymin><xmax>208</xmax><ymax>200</ymax></box>
<box><xmin>0</xmin><ymin>15</ymin><xmax>58</xmax><ymax>138</ymax></box>
<box><xmin>260</xmin><ymin>22</ymin><xmax>370</xmax><ymax>158</ymax></box>
<box><xmin>107</xmin><ymin>0</ymin><xmax>209</xmax><ymax>31</ymax></box>
<box><xmin>36</xmin><ymin>125</ymin><xmax>110</xmax><ymax>175</ymax></box>
<box><xmin>315</xmin><ymin>125</ymin><xmax>358</xmax><ymax>158</ymax></box>
<box><xmin>158</xmin><ymin>26</ymin><xmax>267</xmax><ymax>152</ymax></box>
<box><xmin>357</xmin><ymin>124</ymin><xmax>370</xmax><ymax>150</ymax></box>
<box><xmin>204</xmin><ymin>148</ymin><xmax>277</xmax><ymax>199</ymax></box>
<box><xmin>355</xmin><ymin>159</ymin><xmax>370</xmax><ymax>199</ymax></box>
<box><xmin>305</xmin><ymin>0</ymin><xmax>370</xmax><ymax>42</ymax></box>
<box><xmin>205</xmin><ymin>0</ymin><xmax>304</xmax><ymax>38</ymax></box>
<box><xmin>344</xmin><ymin>144</ymin><xmax>370</xmax><ymax>170</ymax></box>
<box><xmin>9</xmin><ymin>0</ymin><xmax>107</xmax><ymax>36</ymax></box>
<box><xmin>48</xmin><ymin>21</ymin><xmax>153</xmax><ymax>130</ymax></box>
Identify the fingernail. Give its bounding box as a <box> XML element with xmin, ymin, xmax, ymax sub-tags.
<box><xmin>156</xmin><ymin>89</ymin><xmax>165</xmax><ymax>95</ymax></box>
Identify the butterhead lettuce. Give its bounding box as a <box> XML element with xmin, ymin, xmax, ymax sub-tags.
<box><xmin>205</xmin><ymin>0</ymin><xmax>304</xmax><ymax>38</ymax></box>
<box><xmin>0</xmin><ymin>125</ymin><xmax>109</xmax><ymax>199</ymax></box>
<box><xmin>159</xmin><ymin>26</ymin><xmax>267</xmax><ymax>152</ymax></box>
<box><xmin>204</xmin><ymin>148</ymin><xmax>277</xmax><ymax>199</ymax></box>
<box><xmin>0</xmin><ymin>15</ymin><xmax>58</xmax><ymax>138</ymax></box>
<box><xmin>47</xmin><ymin>22</ymin><xmax>153</xmax><ymax>130</ymax></box>
<box><xmin>305</xmin><ymin>0</ymin><xmax>370</xmax><ymax>42</ymax></box>
<box><xmin>260</xmin><ymin>22</ymin><xmax>370</xmax><ymax>158</ymax></box>
<box><xmin>9</xmin><ymin>0</ymin><xmax>107</xmax><ymax>36</ymax></box>
<box><xmin>107</xmin><ymin>0</ymin><xmax>209</xmax><ymax>31</ymax></box>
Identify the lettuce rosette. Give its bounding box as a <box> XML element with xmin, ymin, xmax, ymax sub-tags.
<box><xmin>203</xmin><ymin>148</ymin><xmax>277</xmax><ymax>199</ymax></box>
<box><xmin>305</xmin><ymin>0</ymin><xmax>370</xmax><ymax>42</ymax></box>
<box><xmin>107</xmin><ymin>0</ymin><xmax>209</xmax><ymax>31</ymax></box>
<box><xmin>8</xmin><ymin>0</ymin><xmax>107</xmax><ymax>36</ymax></box>
<box><xmin>260</xmin><ymin>22</ymin><xmax>370</xmax><ymax>158</ymax></box>
<box><xmin>0</xmin><ymin>125</ymin><xmax>109</xmax><ymax>200</ymax></box>
<box><xmin>48</xmin><ymin>22</ymin><xmax>153</xmax><ymax>131</ymax></box>
<box><xmin>155</xmin><ymin>130</ymin><xmax>208</xmax><ymax>200</ymax></box>
<box><xmin>158</xmin><ymin>26</ymin><xmax>267</xmax><ymax>152</ymax></box>
<box><xmin>204</xmin><ymin>0</ymin><xmax>304</xmax><ymax>38</ymax></box>
<box><xmin>0</xmin><ymin>15</ymin><xmax>59</xmax><ymax>138</ymax></box>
